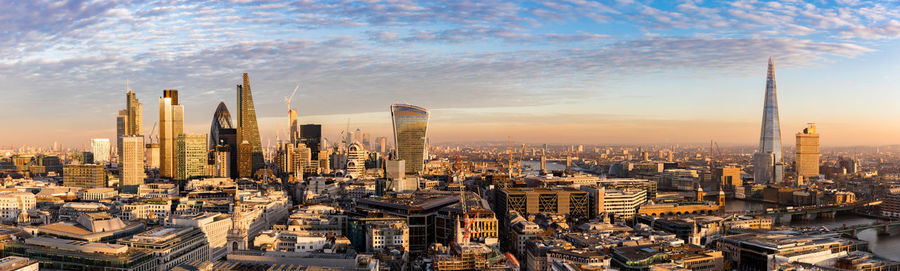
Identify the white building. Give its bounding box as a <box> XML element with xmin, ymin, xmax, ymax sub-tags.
<box><xmin>0</xmin><ymin>191</ymin><xmax>36</xmax><ymax>223</ymax></box>
<box><xmin>366</xmin><ymin>220</ymin><xmax>409</xmax><ymax>252</ymax></box>
<box><xmin>169</xmin><ymin>212</ymin><xmax>232</xmax><ymax>261</ymax></box>
<box><xmin>603</xmin><ymin>189</ymin><xmax>647</xmax><ymax>219</ymax></box>
<box><xmin>91</xmin><ymin>138</ymin><xmax>111</xmax><ymax>164</ymax></box>
<box><xmin>121</xmin><ymin>201</ymin><xmax>171</xmax><ymax>221</ymax></box>
<box><xmin>79</xmin><ymin>188</ymin><xmax>118</xmax><ymax>201</ymax></box>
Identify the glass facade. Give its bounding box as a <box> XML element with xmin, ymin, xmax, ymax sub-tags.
<box><xmin>391</xmin><ymin>104</ymin><xmax>429</xmax><ymax>175</ymax></box>
<box><xmin>754</xmin><ymin>57</ymin><xmax>784</xmax><ymax>184</ymax></box>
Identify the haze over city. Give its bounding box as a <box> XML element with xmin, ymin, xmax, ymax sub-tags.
<box><xmin>3</xmin><ymin>0</ymin><xmax>900</xmax><ymax>146</ymax></box>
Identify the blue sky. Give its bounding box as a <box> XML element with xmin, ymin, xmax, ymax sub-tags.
<box><xmin>1</xmin><ymin>0</ymin><xmax>900</xmax><ymax>147</ymax></box>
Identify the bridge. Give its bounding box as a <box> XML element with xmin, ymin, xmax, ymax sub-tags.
<box><xmin>828</xmin><ymin>220</ymin><xmax>900</xmax><ymax>238</ymax></box>
<box><xmin>728</xmin><ymin>201</ymin><xmax>882</xmax><ymax>223</ymax></box>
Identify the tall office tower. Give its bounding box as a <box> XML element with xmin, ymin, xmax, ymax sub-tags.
<box><xmin>353</xmin><ymin>128</ymin><xmax>363</xmax><ymax>144</ymax></box>
<box><xmin>210</xmin><ymin>102</ymin><xmax>238</xmax><ymax>178</ymax></box>
<box><xmin>176</xmin><ymin>134</ymin><xmax>208</xmax><ymax>181</ymax></box>
<box><xmin>126</xmin><ymin>90</ymin><xmax>143</xmax><ymax>135</ymax></box>
<box><xmin>236</xmin><ymin>73</ymin><xmax>264</xmax><ymax>178</ymax></box>
<box><xmin>117</xmin><ymin>90</ymin><xmax>143</xmax><ymax>162</ymax></box>
<box><xmin>210</xmin><ymin>102</ymin><xmax>235</xmax><ymax>149</ymax></box>
<box><xmin>300</xmin><ymin>124</ymin><xmax>322</xmax><ymax>158</ymax></box>
<box><xmin>145</xmin><ymin>143</ymin><xmax>160</xmax><ymax>169</ymax></box>
<box><xmin>91</xmin><ymin>138</ymin><xmax>111</xmax><ymax>164</ymax></box>
<box><xmin>159</xmin><ymin>90</ymin><xmax>184</xmax><ymax>179</ymax></box>
<box><xmin>391</xmin><ymin>104</ymin><xmax>429</xmax><ymax>175</ymax></box>
<box><xmin>120</xmin><ymin>136</ymin><xmax>146</xmax><ymax>187</ymax></box>
<box><xmin>377</xmin><ymin>136</ymin><xmax>387</xmax><ymax>154</ymax></box>
<box><xmin>753</xmin><ymin>57</ymin><xmax>784</xmax><ymax>184</ymax></box>
<box><xmin>795</xmin><ymin>123</ymin><xmax>820</xmax><ymax>180</ymax></box>
<box><xmin>362</xmin><ymin>132</ymin><xmax>371</xmax><ymax>149</ymax></box>
<box><xmin>346</xmin><ymin>142</ymin><xmax>366</xmax><ymax>179</ymax></box>
<box><xmin>116</xmin><ymin>110</ymin><xmax>128</xmax><ymax>161</ymax></box>
<box><xmin>237</xmin><ymin>141</ymin><xmax>252</xmax><ymax>178</ymax></box>
<box><xmin>289</xmin><ymin>109</ymin><xmax>299</xmax><ymax>145</ymax></box>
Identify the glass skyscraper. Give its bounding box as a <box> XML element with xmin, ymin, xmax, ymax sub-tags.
<box><xmin>753</xmin><ymin>57</ymin><xmax>784</xmax><ymax>184</ymax></box>
<box><xmin>237</xmin><ymin>73</ymin><xmax>264</xmax><ymax>178</ymax></box>
<box><xmin>391</xmin><ymin>104</ymin><xmax>429</xmax><ymax>175</ymax></box>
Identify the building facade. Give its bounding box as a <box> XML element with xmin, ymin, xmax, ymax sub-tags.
<box><xmin>753</xmin><ymin>57</ymin><xmax>784</xmax><ymax>184</ymax></box>
<box><xmin>795</xmin><ymin>123</ymin><xmax>820</xmax><ymax>180</ymax></box>
<box><xmin>176</xmin><ymin>134</ymin><xmax>207</xmax><ymax>181</ymax></box>
<box><xmin>391</xmin><ymin>104</ymin><xmax>429</xmax><ymax>175</ymax></box>
<box><xmin>63</xmin><ymin>164</ymin><xmax>107</xmax><ymax>188</ymax></box>
<box><xmin>121</xmin><ymin>136</ymin><xmax>145</xmax><ymax>187</ymax></box>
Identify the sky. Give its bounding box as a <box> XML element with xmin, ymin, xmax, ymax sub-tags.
<box><xmin>2</xmin><ymin>0</ymin><xmax>900</xmax><ymax>148</ymax></box>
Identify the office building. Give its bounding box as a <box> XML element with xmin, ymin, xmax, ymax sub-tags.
<box><xmin>0</xmin><ymin>191</ymin><xmax>36</xmax><ymax>223</ymax></box>
<box><xmin>176</xmin><ymin>134</ymin><xmax>207</xmax><ymax>181</ymax></box>
<box><xmin>354</xmin><ymin>191</ymin><xmax>460</xmax><ymax>253</ymax></box>
<box><xmin>2</xmin><ymin>237</ymin><xmax>156</xmax><ymax>271</ymax></box>
<box><xmin>602</xmin><ymin>189</ymin><xmax>647</xmax><ymax>219</ymax></box>
<box><xmin>121</xmin><ymin>136</ymin><xmax>146</xmax><ymax>187</ymax></box>
<box><xmin>346</xmin><ymin>142</ymin><xmax>366</xmax><ymax>179</ymax></box>
<box><xmin>236</xmin><ymin>73</ymin><xmax>264</xmax><ymax>178</ymax></box>
<box><xmin>365</xmin><ymin>220</ymin><xmax>409</xmax><ymax>252</ymax></box>
<box><xmin>209</xmin><ymin>145</ymin><xmax>230</xmax><ymax>178</ymax></box>
<box><xmin>118</xmin><ymin>90</ymin><xmax>143</xmax><ymax>162</ymax></box>
<box><xmin>210</xmin><ymin>102</ymin><xmax>238</xmax><ymax>177</ymax></box>
<box><xmin>90</xmin><ymin>138</ymin><xmax>111</xmax><ymax>164</ymax></box>
<box><xmin>377</xmin><ymin>136</ymin><xmax>387</xmax><ymax>154</ymax></box>
<box><xmin>145</xmin><ymin>143</ymin><xmax>160</xmax><ymax>169</ymax></box>
<box><xmin>159</xmin><ymin>90</ymin><xmax>184</xmax><ymax>179</ymax></box>
<box><xmin>753</xmin><ymin>57</ymin><xmax>784</xmax><ymax>184</ymax></box>
<box><xmin>391</xmin><ymin>104</ymin><xmax>429</xmax><ymax>175</ymax></box>
<box><xmin>63</xmin><ymin>164</ymin><xmax>107</xmax><ymax>188</ymax></box>
<box><xmin>289</xmin><ymin>109</ymin><xmax>299</xmax><ymax>144</ymax></box>
<box><xmin>170</xmin><ymin>213</ymin><xmax>233</xmax><ymax>261</ymax></box>
<box><xmin>496</xmin><ymin>188</ymin><xmax>590</xmax><ymax>222</ymax></box>
<box><xmin>300</xmin><ymin>124</ymin><xmax>322</xmax><ymax>158</ymax></box>
<box><xmin>119</xmin><ymin>226</ymin><xmax>210</xmax><ymax>270</ymax></box>
<box><xmin>796</xmin><ymin>123</ymin><xmax>820</xmax><ymax>180</ymax></box>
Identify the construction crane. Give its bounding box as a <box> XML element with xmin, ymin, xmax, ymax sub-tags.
<box><xmin>283</xmin><ymin>84</ymin><xmax>300</xmax><ymax>111</ymax></box>
<box><xmin>148</xmin><ymin>121</ymin><xmax>157</xmax><ymax>143</ymax></box>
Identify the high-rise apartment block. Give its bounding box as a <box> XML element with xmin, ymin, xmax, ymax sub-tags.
<box><xmin>176</xmin><ymin>134</ymin><xmax>207</xmax><ymax>181</ymax></box>
<box><xmin>753</xmin><ymin>57</ymin><xmax>784</xmax><ymax>184</ymax></box>
<box><xmin>795</xmin><ymin>123</ymin><xmax>820</xmax><ymax>180</ymax></box>
<box><xmin>391</xmin><ymin>104</ymin><xmax>429</xmax><ymax>175</ymax></box>
<box><xmin>63</xmin><ymin>164</ymin><xmax>107</xmax><ymax>188</ymax></box>
<box><xmin>236</xmin><ymin>73</ymin><xmax>264</xmax><ymax>178</ymax></box>
<box><xmin>120</xmin><ymin>136</ymin><xmax>145</xmax><ymax>187</ymax></box>
<box><xmin>159</xmin><ymin>90</ymin><xmax>184</xmax><ymax>179</ymax></box>
<box><xmin>90</xmin><ymin>138</ymin><xmax>111</xmax><ymax>164</ymax></box>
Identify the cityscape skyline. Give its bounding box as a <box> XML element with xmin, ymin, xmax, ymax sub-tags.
<box><xmin>3</xmin><ymin>1</ymin><xmax>900</xmax><ymax>147</ymax></box>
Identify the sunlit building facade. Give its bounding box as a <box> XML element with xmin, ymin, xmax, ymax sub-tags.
<box><xmin>391</xmin><ymin>104</ymin><xmax>429</xmax><ymax>175</ymax></box>
<box><xmin>795</xmin><ymin>123</ymin><xmax>820</xmax><ymax>180</ymax></box>
<box><xmin>753</xmin><ymin>57</ymin><xmax>784</xmax><ymax>184</ymax></box>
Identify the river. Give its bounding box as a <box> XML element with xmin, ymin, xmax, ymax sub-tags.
<box><xmin>725</xmin><ymin>199</ymin><xmax>900</xmax><ymax>261</ymax></box>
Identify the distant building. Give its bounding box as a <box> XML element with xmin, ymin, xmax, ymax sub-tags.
<box><xmin>391</xmin><ymin>104</ymin><xmax>429</xmax><ymax>175</ymax></box>
<box><xmin>145</xmin><ymin>143</ymin><xmax>160</xmax><ymax>169</ymax></box>
<box><xmin>236</xmin><ymin>73</ymin><xmax>265</xmax><ymax>178</ymax></box>
<box><xmin>90</xmin><ymin>138</ymin><xmax>111</xmax><ymax>164</ymax></box>
<box><xmin>795</xmin><ymin>123</ymin><xmax>820</xmax><ymax>180</ymax></box>
<box><xmin>346</xmin><ymin>142</ymin><xmax>367</xmax><ymax>179</ymax></box>
<box><xmin>300</xmin><ymin>124</ymin><xmax>322</xmax><ymax>158</ymax></box>
<box><xmin>496</xmin><ymin>188</ymin><xmax>590</xmax><ymax>223</ymax></box>
<box><xmin>63</xmin><ymin>164</ymin><xmax>107</xmax><ymax>188</ymax></box>
<box><xmin>602</xmin><ymin>189</ymin><xmax>647</xmax><ymax>219</ymax></box>
<box><xmin>0</xmin><ymin>192</ymin><xmax>36</xmax><ymax>223</ymax></box>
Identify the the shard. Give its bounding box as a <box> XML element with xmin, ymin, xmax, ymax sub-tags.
<box><xmin>753</xmin><ymin>57</ymin><xmax>784</xmax><ymax>184</ymax></box>
<box><xmin>237</xmin><ymin>73</ymin><xmax>264</xmax><ymax>178</ymax></box>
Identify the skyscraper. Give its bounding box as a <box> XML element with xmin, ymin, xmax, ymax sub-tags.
<box><xmin>300</xmin><ymin>124</ymin><xmax>322</xmax><ymax>158</ymax></box>
<box><xmin>176</xmin><ymin>133</ymin><xmax>207</xmax><ymax>181</ymax></box>
<box><xmin>120</xmin><ymin>136</ymin><xmax>145</xmax><ymax>187</ymax></box>
<box><xmin>795</xmin><ymin>123</ymin><xmax>820</xmax><ymax>180</ymax></box>
<box><xmin>289</xmin><ymin>109</ymin><xmax>299</xmax><ymax>145</ymax></box>
<box><xmin>90</xmin><ymin>138</ymin><xmax>111</xmax><ymax>164</ymax></box>
<box><xmin>159</xmin><ymin>90</ymin><xmax>184</xmax><ymax>179</ymax></box>
<box><xmin>210</xmin><ymin>102</ymin><xmax>238</xmax><ymax>178</ymax></box>
<box><xmin>391</xmin><ymin>104</ymin><xmax>429</xmax><ymax>175</ymax></box>
<box><xmin>236</xmin><ymin>73</ymin><xmax>264</xmax><ymax>178</ymax></box>
<box><xmin>753</xmin><ymin>57</ymin><xmax>784</xmax><ymax>184</ymax></box>
<box><xmin>117</xmin><ymin>90</ymin><xmax>143</xmax><ymax>162</ymax></box>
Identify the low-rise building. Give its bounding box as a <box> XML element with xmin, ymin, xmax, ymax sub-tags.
<box><xmin>169</xmin><ymin>212</ymin><xmax>232</xmax><ymax>261</ymax></box>
<box><xmin>119</xmin><ymin>227</ymin><xmax>210</xmax><ymax>271</ymax></box>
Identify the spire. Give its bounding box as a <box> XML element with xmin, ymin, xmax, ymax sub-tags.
<box><xmin>754</xmin><ymin>57</ymin><xmax>784</xmax><ymax>184</ymax></box>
